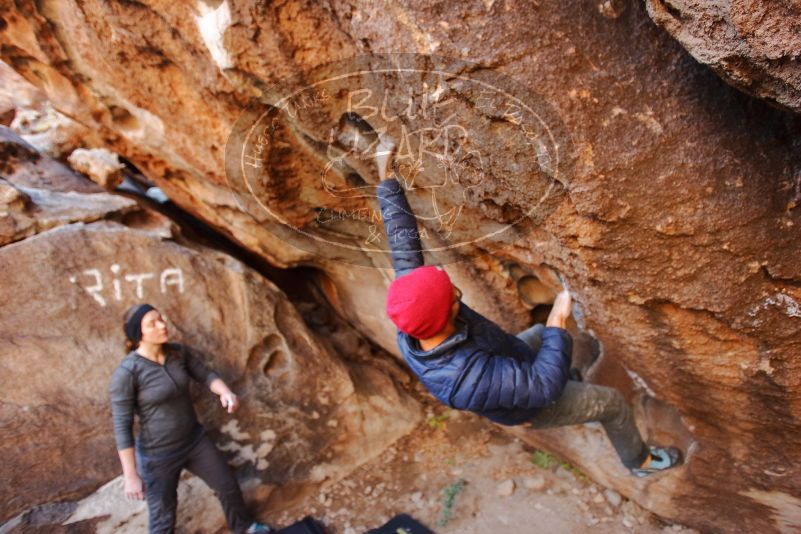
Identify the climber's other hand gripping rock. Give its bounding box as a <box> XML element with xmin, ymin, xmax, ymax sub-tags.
<box><xmin>546</xmin><ymin>289</ymin><xmax>572</xmax><ymax>330</ymax></box>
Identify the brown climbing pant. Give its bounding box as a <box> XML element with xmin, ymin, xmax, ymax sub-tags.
<box><xmin>517</xmin><ymin>324</ymin><xmax>651</xmax><ymax>470</ymax></box>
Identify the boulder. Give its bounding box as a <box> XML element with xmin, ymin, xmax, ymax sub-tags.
<box><xmin>66</xmin><ymin>148</ymin><xmax>125</xmax><ymax>190</ymax></box>
<box><xmin>646</xmin><ymin>0</ymin><xmax>801</xmax><ymax>113</ymax></box>
<box><xmin>0</xmin><ymin>1</ymin><xmax>800</xmax><ymax>532</ymax></box>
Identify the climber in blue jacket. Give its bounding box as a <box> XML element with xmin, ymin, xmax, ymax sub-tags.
<box><xmin>376</xmin><ymin>176</ymin><xmax>683</xmax><ymax>477</ymax></box>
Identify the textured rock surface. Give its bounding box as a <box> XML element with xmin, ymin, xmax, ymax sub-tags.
<box><xmin>646</xmin><ymin>0</ymin><xmax>801</xmax><ymax>113</ymax></box>
<box><xmin>0</xmin><ymin>132</ymin><xmax>420</xmax><ymax>529</ymax></box>
<box><xmin>66</xmin><ymin>147</ymin><xmax>125</xmax><ymax>190</ymax></box>
<box><xmin>0</xmin><ymin>128</ymin><xmax>137</xmax><ymax>245</ymax></box>
<box><xmin>0</xmin><ymin>61</ymin><xmax>105</xmax><ymax>157</ymax></box>
<box><xmin>0</xmin><ymin>60</ymin><xmax>44</xmax><ymax>124</ymax></box>
<box><xmin>1</xmin><ymin>1</ymin><xmax>800</xmax><ymax>532</ymax></box>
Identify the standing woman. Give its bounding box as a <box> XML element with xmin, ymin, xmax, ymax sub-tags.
<box><xmin>109</xmin><ymin>303</ymin><xmax>274</xmax><ymax>534</ymax></box>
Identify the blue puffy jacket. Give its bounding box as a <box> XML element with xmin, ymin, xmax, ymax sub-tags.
<box><xmin>377</xmin><ymin>177</ymin><xmax>574</xmax><ymax>425</ymax></box>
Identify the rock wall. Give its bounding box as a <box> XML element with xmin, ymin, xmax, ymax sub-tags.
<box><xmin>646</xmin><ymin>0</ymin><xmax>801</xmax><ymax>113</ymax></box>
<box><xmin>1</xmin><ymin>0</ymin><xmax>800</xmax><ymax>532</ymax></box>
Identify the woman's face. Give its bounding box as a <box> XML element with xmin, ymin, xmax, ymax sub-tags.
<box><xmin>140</xmin><ymin>309</ymin><xmax>169</xmax><ymax>345</ymax></box>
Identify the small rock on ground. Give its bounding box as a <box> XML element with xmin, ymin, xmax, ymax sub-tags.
<box><xmin>496</xmin><ymin>479</ymin><xmax>516</xmax><ymax>497</ymax></box>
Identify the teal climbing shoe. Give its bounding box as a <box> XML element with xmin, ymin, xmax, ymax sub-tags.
<box><xmin>630</xmin><ymin>446</ymin><xmax>683</xmax><ymax>477</ymax></box>
<box><xmin>245</xmin><ymin>522</ymin><xmax>275</xmax><ymax>533</ymax></box>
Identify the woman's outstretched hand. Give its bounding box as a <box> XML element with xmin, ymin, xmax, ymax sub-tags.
<box><xmin>124</xmin><ymin>473</ymin><xmax>144</xmax><ymax>500</ymax></box>
<box><xmin>219</xmin><ymin>391</ymin><xmax>240</xmax><ymax>414</ymax></box>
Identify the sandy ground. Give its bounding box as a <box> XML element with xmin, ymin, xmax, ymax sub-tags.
<box><xmin>266</xmin><ymin>405</ymin><xmax>697</xmax><ymax>534</ymax></box>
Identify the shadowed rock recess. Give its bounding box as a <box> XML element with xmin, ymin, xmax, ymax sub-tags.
<box><xmin>0</xmin><ymin>1</ymin><xmax>800</xmax><ymax>532</ymax></box>
<box><xmin>645</xmin><ymin>0</ymin><xmax>801</xmax><ymax>114</ymax></box>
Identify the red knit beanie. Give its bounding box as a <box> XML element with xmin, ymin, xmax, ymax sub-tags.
<box><xmin>386</xmin><ymin>265</ymin><xmax>454</xmax><ymax>339</ymax></box>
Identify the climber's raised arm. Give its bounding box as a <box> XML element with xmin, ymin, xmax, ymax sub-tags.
<box><xmin>377</xmin><ymin>177</ymin><xmax>425</xmax><ymax>278</ymax></box>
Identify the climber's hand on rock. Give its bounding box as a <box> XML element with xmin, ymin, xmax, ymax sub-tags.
<box><xmin>124</xmin><ymin>473</ymin><xmax>144</xmax><ymax>501</ymax></box>
<box><xmin>375</xmin><ymin>134</ymin><xmax>395</xmax><ymax>183</ymax></box>
<box><xmin>546</xmin><ymin>289</ymin><xmax>572</xmax><ymax>329</ymax></box>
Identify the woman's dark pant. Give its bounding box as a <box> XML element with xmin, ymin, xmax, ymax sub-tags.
<box><xmin>136</xmin><ymin>431</ymin><xmax>253</xmax><ymax>534</ymax></box>
<box><xmin>517</xmin><ymin>324</ymin><xmax>650</xmax><ymax>469</ymax></box>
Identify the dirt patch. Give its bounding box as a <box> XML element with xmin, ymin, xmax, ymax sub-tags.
<box><xmin>265</xmin><ymin>398</ymin><xmax>698</xmax><ymax>533</ymax></box>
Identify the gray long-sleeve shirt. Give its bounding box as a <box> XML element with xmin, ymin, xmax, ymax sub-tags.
<box><xmin>108</xmin><ymin>342</ymin><xmax>220</xmax><ymax>456</ymax></box>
